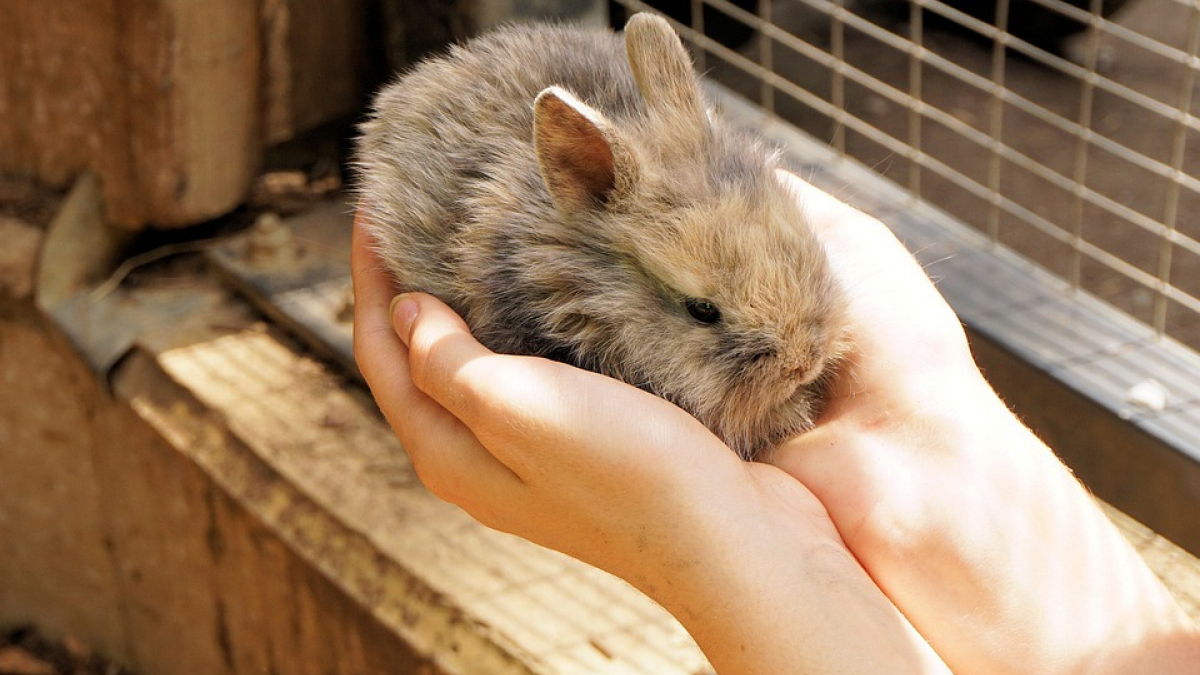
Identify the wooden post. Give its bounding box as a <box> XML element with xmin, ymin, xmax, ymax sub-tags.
<box><xmin>0</xmin><ymin>0</ymin><xmax>371</xmax><ymax>230</ymax></box>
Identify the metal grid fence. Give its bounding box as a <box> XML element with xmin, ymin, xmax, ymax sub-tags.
<box><xmin>615</xmin><ymin>0</ymin><xmax>1200</xmax><ymax>350</ymax></box>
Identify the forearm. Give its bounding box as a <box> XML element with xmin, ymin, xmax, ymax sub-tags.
<box><xmin>824</xmin><ymin>377</ymin><xmax>1200</xmax><ymax>675</ymax></box>
<box><xmin>1000</xmin><ymin>411</ymin><xmax>1200</xmax><ymax>675</ymax></box>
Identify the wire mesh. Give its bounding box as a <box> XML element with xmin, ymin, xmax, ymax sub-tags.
<box><xmin>611</xmin><ymin>0</ymin><xmax>1200</xmax><ymax>349</ymax></box>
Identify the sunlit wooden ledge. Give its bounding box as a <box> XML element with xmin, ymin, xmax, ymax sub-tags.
<box><xmin>108</xmin><ymin>288</ymin><xmax>712</xmax><ymax>675</ymax></box>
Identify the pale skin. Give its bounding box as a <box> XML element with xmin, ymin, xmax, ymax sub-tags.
<box><xmin>352</xmin><ymin>171</ymin><xmax>1200</xmax><ymax>675</ymax></box>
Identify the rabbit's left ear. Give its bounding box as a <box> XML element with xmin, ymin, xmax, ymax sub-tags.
<box><xmin>534</xmin><ymin>86</ymin><xmax>638</xmax><ymax>213</ymax></box>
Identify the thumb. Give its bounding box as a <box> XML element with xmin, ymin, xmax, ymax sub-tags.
<box><xmin>391</xmin><ymin>292</ymin><xmax>497</xmax><ymax>417</ymax></box>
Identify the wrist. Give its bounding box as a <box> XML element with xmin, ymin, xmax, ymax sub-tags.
<box><xmin>642</xmin><ymin>465</ymin><xmax>951</xmax><ymax>675</ymax></box>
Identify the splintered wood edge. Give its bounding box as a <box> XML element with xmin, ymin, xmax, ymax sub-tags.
<box><xmin>111</xmin><ymin>325</ymin><xmax>712</xmax><ymax>675</ymax></box>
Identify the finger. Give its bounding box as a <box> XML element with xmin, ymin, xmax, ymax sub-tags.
<box><xmin>777</xmin><ymin>170</ymin><xmax>943</xmax><ymax>305</ymax></box>
<box><xmin>351</xmin><ymin>212</ymin><xmax>430</xmax><ymax>430</ymax></box>
<box><xmin>350</xmin><ymin>213</ymin><xmax>524</xmax><ymax>511</ymax></box>
<box><xmin>348</xmin><ymin>215</ymin><xmax>457</xmax><ymax>453</ymax></box>
<box><xmin>399</xmin><ymin>292</ymin><xmax>732</xmax><ymax>483</ymax></box>
<box><xmin>351</xmin><ymin>209</ymin><xmax>403</xmax><ymax>379</ymax></box>
<box><xmin>394</xmin><ymin>292</ymin><xmax>553</xmax><ymax>474</ymax></box>
<box><xmin>393</xmin><ymin>291</ymin><xmax>499</xmax><ymax>422</ymax></box>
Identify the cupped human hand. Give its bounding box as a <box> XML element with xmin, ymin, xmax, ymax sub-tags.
<box><xmin>771</xmin><ymin>171</ymin><xmax>1199</xmax><ymax>675</ymax></box>
<box><xmin>351</xmin><ymin>209</ymin><xmax>951</xmax><ymax>675</ymax></box>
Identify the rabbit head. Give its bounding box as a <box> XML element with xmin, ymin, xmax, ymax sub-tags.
<box><xmin>525</xmin><ymin>14</ymin><xmax>849</xmax><ymax>459</ymax></box>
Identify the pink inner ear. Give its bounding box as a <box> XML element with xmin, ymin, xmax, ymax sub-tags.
<box><xmin>537</xmin><ymin>92</ymin><xmax>619</xmax><ymax>208</ymax></box>
<box><xmin>564</xmin><ymin>131</ymin><xmax>616</xmax><ymax>202</ymax></box>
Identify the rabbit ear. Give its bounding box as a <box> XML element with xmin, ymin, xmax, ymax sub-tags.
<box><xmin>624</xmin><ymin>13</ymin><xmax>706</xmax><ymax>129</ymax></box>
<box><xmin>534</xmin><ymin>86</ymin><xmax>636</xmax><ymax>212</ymax></box>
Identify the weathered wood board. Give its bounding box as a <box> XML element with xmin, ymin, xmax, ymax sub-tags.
<box><xmin>0</xmin><ymin>0</ymin><xmax>369</xmax><ymax>229</ymax></box>
<box><xmin>260</xmin><ymin>0</ymin><xmax>372</xmax><ymax>146</ymax></box>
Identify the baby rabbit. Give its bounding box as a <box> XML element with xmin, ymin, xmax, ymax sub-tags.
<box><xmin>356</xmin><ymin>13</ymin><xmax>848</xmax><ymax>460</ymax></box>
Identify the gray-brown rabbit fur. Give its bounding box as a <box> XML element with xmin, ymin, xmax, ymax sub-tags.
<box><xmin>356</xmin><ymin>13</ymin><xmax>849</xmax><ymax>460</ymax></box>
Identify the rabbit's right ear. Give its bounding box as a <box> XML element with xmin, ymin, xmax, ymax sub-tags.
<box><xmin>534</xmin><ymin>86</ymin><xmax>637</xmax><ymax>213</ymax></box>
<box><xmin>624</xmin><ymin>14</ymin><xmax>707</xmax><ymax>132</ymax></box>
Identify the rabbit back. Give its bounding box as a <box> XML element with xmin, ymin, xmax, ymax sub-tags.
<box><xmin>357</xmin><ymin>24</ymin><xmax>643</xmax><ymax>326</ymax></box>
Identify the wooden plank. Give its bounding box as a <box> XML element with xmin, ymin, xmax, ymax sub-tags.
<box><xmin>0</xmin><ymin>310</ymin><xmax>133</xmax><ymax>664</ymax></box>
<box><xmin>1</xmin><ymin>279</ymin><xmax>438</xmax><ymax>675</ymax></box>
<box><xmin>261</xmin><ymin>0</ymin><xmax>372</xmax><ymax>146</ymax></box>
<box><xmin>0</xmin><ymin>1</ymin><xmax>115</xmax><ymax>188</ymax></box>
<box><xmin>118</xmin><ymin>0</ymin><xmax>261</xmax><ymax>228</ymax></box>
<box><xmin>92</xmin><ymin>369</ymin><xmax>434</xmax><ymax>675</ymax></box>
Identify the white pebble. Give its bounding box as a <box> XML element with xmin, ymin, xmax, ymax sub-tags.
<box><xmin>1127</xmin><ymin>379</ymin><xmax>1168</xmax><ymax>412</ymax></box>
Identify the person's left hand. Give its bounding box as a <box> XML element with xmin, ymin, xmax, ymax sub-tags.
<box><xmin>351</xmin><ymin>208</ymin><xmax>771</xmax><ymax>574</ymax></box>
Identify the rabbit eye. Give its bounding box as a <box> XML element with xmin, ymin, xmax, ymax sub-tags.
<box><xmin>684</xmin><ymin>298</ymin><xmax>722</xmax><ymax>325</ymax></box>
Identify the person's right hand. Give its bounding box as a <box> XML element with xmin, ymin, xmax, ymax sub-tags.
<box><xmin>772</xmin><ymin>171</ymin><xmax>1200</xmax><ymax>675</ymax></box>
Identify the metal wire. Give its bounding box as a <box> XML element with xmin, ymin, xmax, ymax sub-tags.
<box><xmin>1155</xmin><ymin>5</ymin><xmax>1200</xmax><ymax>330</ymax></box>
<box><xmin>986</xmin><ymin>0</ymin><xmax>1011</xmax><ymax>242</ymax></box>
<box><xmin>615</xmin><ymin>0</ymin><xmax>1200</xmax><ymax>341</ymax></box>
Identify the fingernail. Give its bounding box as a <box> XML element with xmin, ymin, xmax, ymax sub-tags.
<box><xmin>390</xmin><ymin>294</ymin><xmax>419</xmax><ymax>345</ymax></box>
